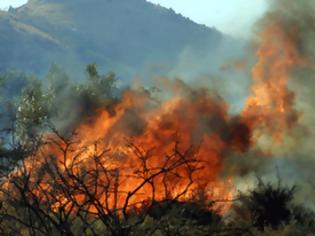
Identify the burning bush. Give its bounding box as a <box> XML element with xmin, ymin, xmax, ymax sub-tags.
<box><xmin>0</xmin><ymin>130</ymin><xmax>228</xmax><ymax>236</ymax></box>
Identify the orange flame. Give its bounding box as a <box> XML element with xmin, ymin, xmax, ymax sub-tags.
<box><xmin>243</xmin><ymin>18</ymin><xmax>304</xmax><ymax>142</ymax></box>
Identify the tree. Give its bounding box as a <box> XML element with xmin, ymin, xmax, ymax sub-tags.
<box><xmin>16</xmin><ymin>80</ymin><xmax>50</xmax><ymax>141</ymax></box>
<box><xmin>84</xmin><ymin>63</ymin><xmax>117</xmax><ymax>101</ymax></box>
<box><xmin>0</xmin><ymin>72</ymin><xmax>38</xmax><ymax>178</ymax></box>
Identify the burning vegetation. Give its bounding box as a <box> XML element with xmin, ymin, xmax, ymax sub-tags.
<box><xmin>0</xmin><ymin>0</ymin><xmax>315</xmax><ymax>235</ymax></box>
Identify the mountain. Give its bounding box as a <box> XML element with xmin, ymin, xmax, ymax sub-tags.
<box><xmin>0</xmin><ymin>0</ymin><xmax>244</xmax><ymax>80</ymax></box>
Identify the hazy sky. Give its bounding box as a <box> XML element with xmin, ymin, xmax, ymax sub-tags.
<box><xmin>147</xmin><ymin>0</ymin><xmax>268</xmax><ymax>37</ymax></box>
<box><xmin>0</xmin><ymin>0</ymin><xmax>268</xmax><ymax>37</ymax></box>
<box><xmin>0</xmin><ymin>0</ymin><xmax>27</xmax><ymax>9</ymax></box>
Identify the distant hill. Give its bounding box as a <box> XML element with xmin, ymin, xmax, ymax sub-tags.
<box><xmin>0</xmin><ymin>0</ymin><xmax>244</xmax><ymax>80</ymax></box>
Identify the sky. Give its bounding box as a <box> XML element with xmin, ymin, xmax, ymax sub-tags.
<box><xmin>0</xmin><ymin>0</ymin><xmax>27</xmax><ymax>10</ymax></box>
<box><xmin>147</xmin><ymin>0</ymin><xmax>268</xmax><ymax>37</ymax></box>
<box><xmin>0</xmin><ymin>0</ymin><xmax>268</xmax><ymax>38</ymax></box>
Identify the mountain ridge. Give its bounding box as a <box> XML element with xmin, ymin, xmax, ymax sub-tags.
<box><xmin>0</xmin><ymin>0</ymin><xmax>242</xmax><ymax>79</ymax></box>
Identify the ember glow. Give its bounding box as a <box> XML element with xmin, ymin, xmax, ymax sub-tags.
<box><xmin>2</xmin><ymin>12</ymin><xmax>306</xmax><ymax>217</ymax></box>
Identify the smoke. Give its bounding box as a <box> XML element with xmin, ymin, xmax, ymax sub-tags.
<box><xmin>231</xmin><ymin>0</ymin><xmax>315</xmax><ymax>206</ymax></box>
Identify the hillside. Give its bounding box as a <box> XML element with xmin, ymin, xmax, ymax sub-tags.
<box><xmin>0</xmin><ymin>0</ymin><xmax>243</xmax><ymax>79</ymax></box>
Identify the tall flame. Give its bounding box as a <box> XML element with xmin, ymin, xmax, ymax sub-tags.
<box><xmin>243</xmin><ymin>18</ymin><xmax>304</xmax><ymax>142</ymax></box>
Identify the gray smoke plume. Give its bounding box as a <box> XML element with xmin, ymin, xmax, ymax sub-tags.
<box><xmin>222</xmin><ymin>0</ymin><xmax>315</xmax><ymax>206</ymax></box>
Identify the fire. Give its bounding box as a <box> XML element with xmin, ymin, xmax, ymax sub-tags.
<box><xmin>1</xmin><ymin>16</ymin><xmax>305</xmax><ymax>218</ymax></box>
<box><xmin>242</xmin><ymin>17</ymin><xmax>304</xmax><ymax>142</ymax></box>
<box><xmin>10</xmin><ymin>87</ymin><xmax>241</xmax><ymax>215</ymax></box>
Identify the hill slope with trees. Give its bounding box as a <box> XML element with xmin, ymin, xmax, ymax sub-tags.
<box><xmin>0</xmin><ymin>0</ymin><xmax>243</xmax><ymax>79</ymax></box>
